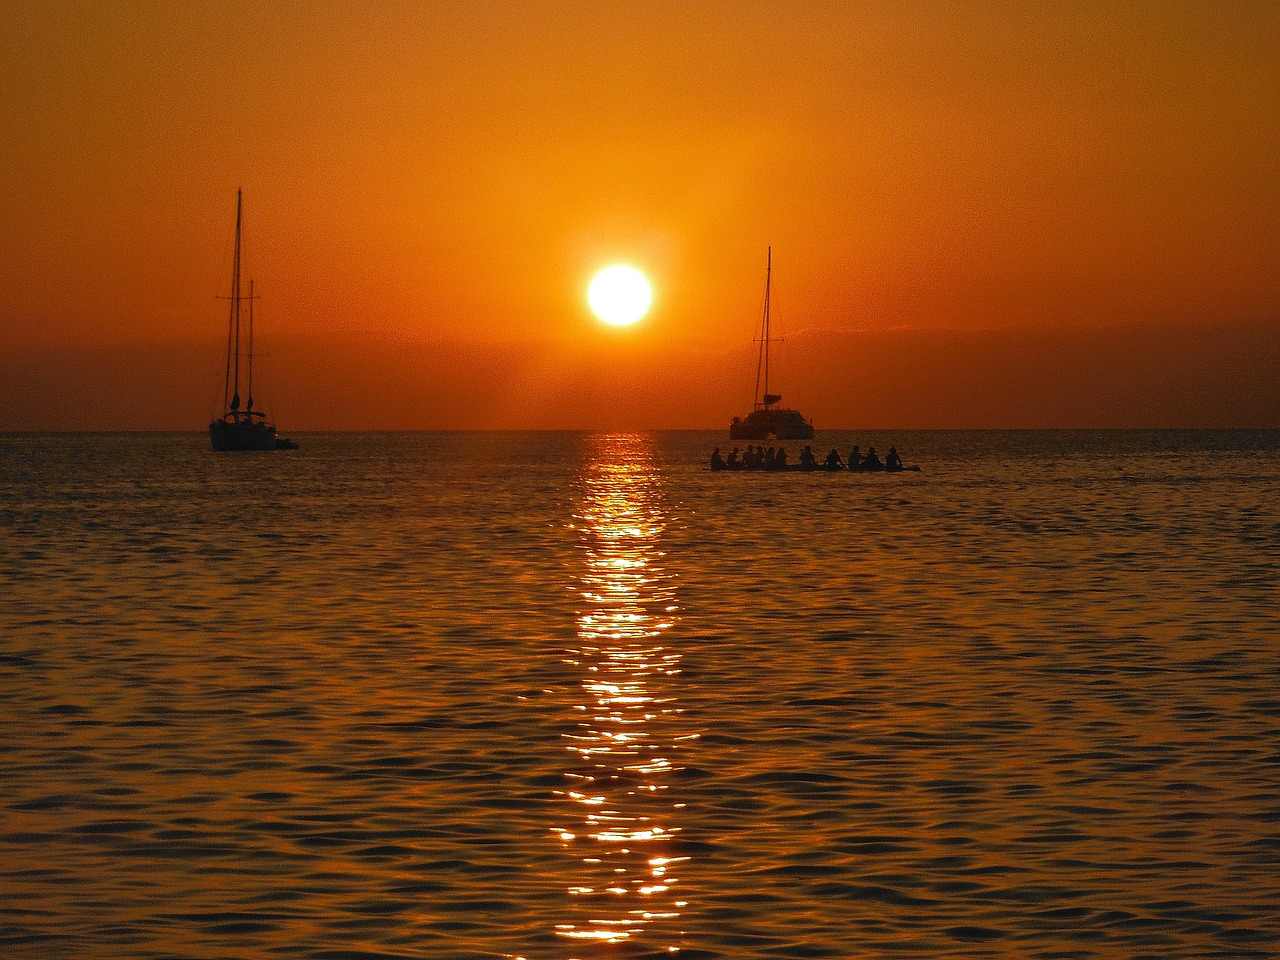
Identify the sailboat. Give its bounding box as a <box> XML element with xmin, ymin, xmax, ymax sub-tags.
<box><xmin>209</xmin><ymin>190</ymin><xmax>295</xmax><ymax>451</ymax></box>
<box><xmin>729</xmin><ymin>247</ymin><xmax>814</xmax><ymax>441</ymax></box>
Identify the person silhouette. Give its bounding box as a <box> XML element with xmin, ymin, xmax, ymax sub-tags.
<box><xmin>775</xmin><ymin>447</ymin><xmax>789</xmax><ymax>468</ymax></box>
<box><xmin>886</xmin><ymin>446</ymin><xmax>903</xmax><ymax>470</ymax></box>
<box><xmin>848</xmin><ymin>445</ymin><xmax>861</xmax><ymax>469</ymax></box>
<box><xmin>863</xmin><ymin>446</ymin><xmax>882</xmax><ymax>469</ymax></box>
<box><xmin>824</xmin><ymin>448</ymin><xmax>845</xmax><ymax>470</ymax></box>
<box><xmin>710</xmin><ymin>447</ymin><xmax>725</xmax><ymax>470</ymax></box>
<box><xmin>799</xmin><ymin>445</ymin><xmax>816</xmax><ymax>469</ymax></box>
<box><xmin>727</xmin><ymin>446</ymin><xmax>741</xmax><ymax>468</ymax></box>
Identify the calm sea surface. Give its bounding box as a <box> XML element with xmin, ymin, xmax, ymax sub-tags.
<box><xmin>2</xmin><ymin>430</ymin><xmax>1279</xmax><ymax>959</ymax></box>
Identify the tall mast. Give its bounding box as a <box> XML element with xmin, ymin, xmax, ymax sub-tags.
<box><xmin>230</xmin><ymin>189</ymin><xmax>242</xmax><ymax>411</ymax></box>
<box><xmin>246</xmin><ymin>278</ymin><xmax>255</xmax><ymax>411</ymax></box>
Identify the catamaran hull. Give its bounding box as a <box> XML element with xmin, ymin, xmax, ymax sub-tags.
<box><xmin>209</xmin><ymin>420</ymin><xmax>279</xmax><ymax>451</ymax></box>
<box><xmin>729</xmin><ymin>410</ymin><xmax>815</xmax><ymax>441</ymax></box>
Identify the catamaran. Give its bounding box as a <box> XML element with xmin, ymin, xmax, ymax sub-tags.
<box><xmin>209</xmin><ymin>190</ymin><xmax>295</xmax><ymax>451</ymax></box>
<box><xmin>729</xmin><ymin>247</ymin><xmax>814</xmax><ymax>441</ymax></box>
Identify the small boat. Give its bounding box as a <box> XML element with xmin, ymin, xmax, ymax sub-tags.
<box><xmin>729</xmin><ymin>247</ymin><xmax>814</xmax><ymax>441</ymax></box>
<box><xmin>711</xmin><ymin>461</ymin><xmax>921</xmax><ymax>473</ymax></box>
<box><xmin>208</xmin><ymin>189</ymin><xmax>296</xmax><ymax>452</ymax></box>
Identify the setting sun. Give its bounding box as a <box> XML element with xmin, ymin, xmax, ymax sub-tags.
<box><xmin>587</xmin><ymin>264</ymin><xmax>653</xmax><ymax>327</ymax></box>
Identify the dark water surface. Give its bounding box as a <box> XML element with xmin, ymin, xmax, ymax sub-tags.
<box><xmin>2</xmin><ymin>430</ymin><xmax>1279</xmax><ymax>959</ymax></box>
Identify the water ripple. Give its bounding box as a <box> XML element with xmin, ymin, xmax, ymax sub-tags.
<box><xmin>0</xmin><ymin>430</ymin><xmax>1278</xmax><ymax>958</ymax></box>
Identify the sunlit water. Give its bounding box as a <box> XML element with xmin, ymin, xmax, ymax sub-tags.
<box><xmin>2</xmin><ymin>430</ymin><xmax>1278</xmax><ymax>959</ymax></box>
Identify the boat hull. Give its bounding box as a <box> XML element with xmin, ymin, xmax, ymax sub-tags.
<box><xmin>729</xmin><ymin>409</ymin><xmax>814</xmax><ymax>441</ymax></box>
<box><xmin>210</xmin><ymin>419</ymin><xmax>279</xmax><ymax>451</ymax></box>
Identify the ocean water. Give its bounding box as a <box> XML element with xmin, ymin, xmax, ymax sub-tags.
<box><xmin>2</xmin><ymin>429</ymin><xmax>1278</xmax><ymax>960</ymax></box>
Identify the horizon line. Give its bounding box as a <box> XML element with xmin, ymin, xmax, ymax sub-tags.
<box><xmin>4</xmin><ymin>425</ymin><xmax>1280</xmax><ymax>436</ymax></box>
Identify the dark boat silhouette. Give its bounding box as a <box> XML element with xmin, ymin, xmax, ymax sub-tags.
<box><xmin>208</xmin><ymin>190</ymin><xmax>296</xmax><ymax>452</ymax></box>
<box><xmin>711</xmin><ymin>459</ymin><xmax>921</xmax><ymax>473</ymax></box>
<box><xmin>729</xmin><ymin>247</ymin><xmax>814</xmax><ymax>441</ymax></box>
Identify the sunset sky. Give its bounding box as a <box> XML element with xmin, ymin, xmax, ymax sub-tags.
<box><xmin>3</xmin><ymin>1</ymin><xmax>1277</xmax><ymax>429</ymax></box>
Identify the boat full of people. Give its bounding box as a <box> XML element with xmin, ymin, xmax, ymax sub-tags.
<box><xmin>709</xmin><ymin>443</ymin><xmax>920</xmax><ymax>473</ymax></box>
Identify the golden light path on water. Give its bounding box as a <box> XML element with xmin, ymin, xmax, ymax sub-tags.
<box><xmin>553</xmin><ymin>434</ymin><xmax>692</xmax><ymax>955</ymax></box>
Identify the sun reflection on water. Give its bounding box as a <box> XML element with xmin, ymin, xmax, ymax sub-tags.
<box><xmin>553</xmin><ymin>434</ymin><xmax>691</xmax><ymax>953</ymax></box>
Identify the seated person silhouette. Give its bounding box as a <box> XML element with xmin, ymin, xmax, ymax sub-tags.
<box><xmin>799</xmin><ymin>445</ymin><xmax>817</xmax><ymax>469</ymax></box>
<box><xmin>885</xmin><ymin>446</ymin><xmax>903</xmax><ymax>470</ymax></box>
<box><xmin>710</xmin><ymin>447</ymin><xmax>725</xmax><ymax>470</ymax></box>
<box><xmin>824</xmin><ymin>448</ymin><xmax>844</xmax><ymax>470</ymax></box>
<box><xmin>727</xmin><ymin>446</ymin><xmax>741</xmax><ymax>468</ymax></box>
<box><xmin>766</xmin><ymin>446</ymin><xmax>777</xmax><ymax>469</ymax></box>
<box><xmin>848</xmin><ymin>445</ymin><xmax>861</xmax><ymax>469</ymax></box>
<box><xmin>862</xmin><ymin>446</ymin><xmax>883</xmax><ymax>469</ymax></box>
<box><xmin>775</xmin><ymin>447</ymin><xmax>788</xmax><ymax>468</ymax></box>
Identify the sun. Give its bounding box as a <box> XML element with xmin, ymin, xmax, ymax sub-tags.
<box><xmin>587</xmin><ymin>264</ymin><xmax>653</xmax><ymax>327</ymax></box>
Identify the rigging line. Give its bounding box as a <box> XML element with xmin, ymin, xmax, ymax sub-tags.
<box><xmin>219</xmin><ymin>197</ymin><xmax>234</xmax><ymax>412</ymax></box>
<box><xmin>222</xmin><ymin>294</ymin><xmax>233</xmax><ymax>412</ymax></box>
<box><xmin>209</xmin><ymin>353</ymin><xmax>226</xmax><ymax>420</ymax></box>
<box><xmin>753</xmin><ymin>247</ymin><xmax>770</xmax><ymax>408</ymax></box>
<box><xmin>762</xmin><ymin>246</ymin><xmax>772</xmax><ymax>401</ymax></box>
<box><xmin>230</xmin><ymin>189</ymin><xmax>242</xmax><ymax>408</ymax></box>
<box><xmin>245</xmin><ymin>280</ymin><xmax>253</xmax><ymax>412</ymax></box>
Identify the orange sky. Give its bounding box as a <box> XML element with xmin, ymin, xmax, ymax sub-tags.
<box><xmin>3</xmin><ymin>1</ymin><xmax>1277</xmax><ymax>429</ymax></box>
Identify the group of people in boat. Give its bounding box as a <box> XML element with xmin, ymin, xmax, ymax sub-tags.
<box><xmin>710</xmin><ymin>444</ymin><xmax>906</xmax><ymax>472</ymax></box>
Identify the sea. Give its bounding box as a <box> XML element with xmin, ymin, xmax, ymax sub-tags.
<box><xmin>2</xmin><ymin>429</ymin><xmax>1278</xmax><ymax>960</ymax></box>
